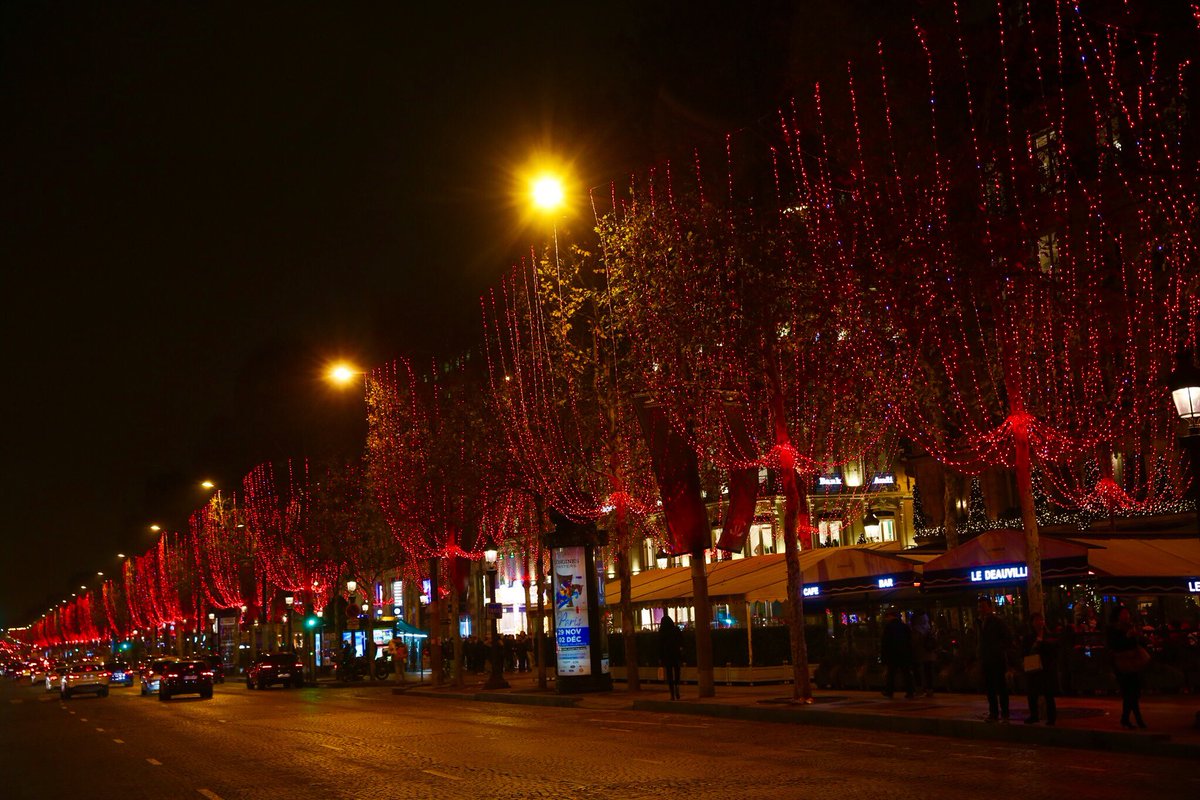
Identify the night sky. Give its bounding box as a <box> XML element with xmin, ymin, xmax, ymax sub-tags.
<box><xmin>0</xmin><ymin>2</ymin><xmax>900</xmax><ymax>626</ymax></box>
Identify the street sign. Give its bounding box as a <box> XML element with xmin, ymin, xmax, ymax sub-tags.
<box><xmin>485</xmin><ymin>602</ymin><xmax>503</xmax><ymax>619</ymax></box>
<box><xmin>346</xmin><ymin>618</ymin><xmax>360</xmax><ymax>630</ymax></box>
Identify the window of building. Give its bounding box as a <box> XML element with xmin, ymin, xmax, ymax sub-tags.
<box><xmin>817</xmin><ymin>520</ymin><xmax>842</xmax><ymax>547</ymax></box>
<box><xmin>1031</xmin><ymin>127</ymin><xmax>1059</xmax><ymax>193</ymax></box>
<box><xmin>1036</xmin><ymin>231</ymin><xmax>1059</xmax><ymax>275</ymax></box>
<box><xmin>881</xmin><ymin>518</ymin><xmax>896</xmax><ymax>542</ymax></box>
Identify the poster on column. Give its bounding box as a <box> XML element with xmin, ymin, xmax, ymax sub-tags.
<box><xmin>553</xmin><ymin>545</ymin><xmax>591</xmax><ymax>676</ymax></box>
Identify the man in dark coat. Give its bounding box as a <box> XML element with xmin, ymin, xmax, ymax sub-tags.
<box><xmin>978</xmin><ymin>597</ymin><xmax>1012</xmax><ymax>722</ymax></box>
<box><xmin>880</xmin><ymin>609</ymin><xmax>915</xmax><ymax>699</ymax></box>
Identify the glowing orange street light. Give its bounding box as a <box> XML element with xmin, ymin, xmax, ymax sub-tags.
<box><xmin>201</xmin><ymin>480</ymin><xmax>215</xmax><ymax>490</ymax></box>
<box><xmin>326</xmin><ymin>362</ymin><xmax>361</xmax><ymax>386</ymax></box>
<box><xmin>531</xmin><ymin>174</ymin><xmax>565</xmax><ymax>212</ymax></box>
<box><xmin>149</xmin><ymin>524</ymin><xmax>161</xmax><ymax>532</ymax></box>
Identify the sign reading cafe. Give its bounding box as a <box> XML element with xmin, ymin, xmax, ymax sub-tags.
<box><xmin>969</xmin><ymin>564</ymin><xmax>1029</xmax><ymax>583</ymax></box>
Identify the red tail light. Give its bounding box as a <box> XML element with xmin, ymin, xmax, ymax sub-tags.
<box><xmin>201</xmin><ymin>671</ymin><xmax>214</xmax><ymax>677</ymax></box>
<box><xmin>67</xmin><ymin>674</ymin><xmax>77</xmax><ymax>680</ymax></box>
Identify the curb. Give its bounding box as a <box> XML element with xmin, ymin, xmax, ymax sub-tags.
<box><xmin>629</xmin><ymin>699</ymin><xmax>1200</xmax><ymax>760</ymax></box>
<box><xmin>400</xmin><ymin>687</ymin><xmax>579</xmax><ymax>708</ymax></box>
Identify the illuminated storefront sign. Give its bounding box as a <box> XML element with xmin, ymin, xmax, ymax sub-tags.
<box><xmin>802</xmin><ymin>585</ymin><xmax>820</xmax><ymax>597</ymax></box>
<box><xmin>872</xmin><ymin>474</ymin><xmax>896</xmax><ymax>485</ymax></box>
<box><xmin>877</xmin><ymin>577</ymin><xmax>895</xmax><ymax>589</ymax></box>
<box><xmin>969</xmin><ymin>565</ymin><xmax>1028</xmax><ymax>583</ymax></box>
<box><xmin>818</xmin><ymin>476</ymin><xmax>842</xmax><ymax>487</ymax></box>
<box><xmin>1187</xmin><ymin>579</ymin><xmax>1200</xmax><ymax>593</ymax></box>
<box><xmin>553</xmin><ymin>546</ymin><xmax>591</xmax><ymax>676</ymax></box>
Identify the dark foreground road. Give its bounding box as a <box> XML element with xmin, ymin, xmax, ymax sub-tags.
<box><xmin>2</xmin><ymin>678</ymin><xmax>1195</xmax><ymax>800</ymax></box>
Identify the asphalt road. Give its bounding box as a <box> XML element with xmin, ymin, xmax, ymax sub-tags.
<box><xmin>1</xmin><ymin>677</ymin><xmax>1195</xmax><ymax>800</ymax></box>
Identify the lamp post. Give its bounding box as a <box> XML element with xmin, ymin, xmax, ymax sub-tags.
<box><xmin>862</xmin><ymin>508</ymin><xmax>881</xmax><ymax>544</ymax></box>
<box><xmin>284</xmin><ymin>595</ymin><xmax>294</xmax><ymax>651</ymax></box>
<box><xmin>1168</xmin><ymin>357</ymin><xmax>1200</xmax><ymax>537</ymax></box>
<box><xmin>483</xmin><ymin>547</ymin><xmax>509</xmax><ymax>689</ymax></box>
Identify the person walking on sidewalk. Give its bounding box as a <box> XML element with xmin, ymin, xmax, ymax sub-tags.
<box><xmin>880</xmin><ymin>609</ymin><xmax>915</xmax><ymax>699</ymax></box>
<box><xmin>911</xmin><ymin>609</ymin><xmax>938</xmax><ymax>697</ymax></box>
<box><xmin>389</xmin><ymin>637</ymin><xmax>407</xmax><ymax>684</ymax></box>
<box><xmin>659</xmin><ymin>615</ymin><xmax>684</xmax><ymax>700</ymax></box>
<box><xmin>978</xmin><ymin>597</ymin><xmax>1012</xmax><ymax>722</ymax></box>
<box><xmin>1108</xmin><ymin>606</ymin><xmax>1149</xmax><ymax>729</ymax></box>
<box><xmin>1021</xmin><ymin>613</ymin><xmax>1057</xmax><ymax>725</ymax></box>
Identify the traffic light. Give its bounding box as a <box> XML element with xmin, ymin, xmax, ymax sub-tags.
<box><xmin>304</xmin><ymin>614</ymin><xmax>319</xmax><ymax>630</ymax></box>
<box><xmin>118</xmin><ymin>641</ymin><xmax>132</xmax><ymax>652</ymax></box>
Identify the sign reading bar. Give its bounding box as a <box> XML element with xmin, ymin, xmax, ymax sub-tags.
<box><xmin>553</xmin><ymin>546</ymin><xmax>591</xmax><ymax>676</ymax></box>
<box><xmin>877</xmin><ymin>577</ymin><xmax>895</xmax><ymax>589</ymax></box>
<box><xmin>969</xmin><ymin>564</ymin><xmax>1029</xmax><ymax>583</ymax></box>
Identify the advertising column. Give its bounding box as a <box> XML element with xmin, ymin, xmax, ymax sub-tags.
<box><xmin>551</xmin><ymin>539</ymin><xmax>612</xmax><ymax>693</ymax></box>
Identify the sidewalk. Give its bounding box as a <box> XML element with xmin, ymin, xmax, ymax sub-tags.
<box><xmin>395</xmin><ymin>670</ymin><xmax>1200</xmax><ymax>759</ymax></box>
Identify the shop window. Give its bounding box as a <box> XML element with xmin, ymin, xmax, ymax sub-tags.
<box><xmin>818</xmin><ymin>520</ymin><xmax>842</xmax><ymax>547</ymax></box>
<box><xmin>749</xmin><ymin>524</ymin><xmax>777</xmax><ymax>556</ymax></box>
<box><xmin>881</xmin><ymin>519</ymin><xmax>896</xmax><ymax>542</ymax></box>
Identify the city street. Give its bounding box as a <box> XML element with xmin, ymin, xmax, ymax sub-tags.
<box><xmin>2</xmin><ymin>679</ymin><xmax>1195</xmax><ymax>800</ymax></box>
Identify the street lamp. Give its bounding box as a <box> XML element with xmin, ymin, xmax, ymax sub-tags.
<box><xmin>483</xmin><ymin>547</ymin><xmax>509</xmax><ymax>690</ymax></box>
<box><xmin>1168</xmin><ymin>356</ymin><xmax>1200</xmax><ymax>536</ymax></box>
<box><xmin>863</xmin><ymin>509</ymin><xmax>881</xmax><ymax>543</ymax></box>
<box><xmin>201</xmin><ymin>480</ymin><xmax>215</xmax><ymax>490</ymax></box>
<box><xmin>531</xmin><ymin>175</ymin><xmax>565</xmax><ymax>211</ymax></box>
<box><xmin>327</xmin><ymin>362</ymin><xmax>361</xmax><ymax>386</ymax></box>
<box><xmin>284</xmin><ymin>595</ymin><xmax>295</xmax><ymax>650</ymax></box>
<box><xmin>346</xmin><ymin>579</ymin><xmax>357</xmax><ymax>594</ymax></box>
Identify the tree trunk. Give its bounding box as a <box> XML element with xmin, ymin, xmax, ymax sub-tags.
<box><xmin>943</xmin><ymin>467</ymin><xmax>961</xmax><ymax>549</ymax></box>
<box><xmin>615</xmin><ymin>525</ymin><xmax>640</xmax><ymax>692</ymax></box>
<box><xmin>450</xmin><ymin>583</ymin><xmax>464</xmax><ymax>689</ymax></box>
<box><xmin>1012</xmin><ymin>422</ymin><xmax>1044</xmax><ymax>619</ymax></box>
<box><xmin>689</xmin><ymin>555</ymin><xmax>715</xmax><ymax>698</ymax></box>
<box><xmin>780</xmin><ymin>465</ymin><xmax>814</xmax><ymax>702</ymax></box>
<box><xmin>535</xmin><ymin>535</ymin><xmax>548</xmax><ymax>690</ymax></box>
<box><xmin>428</xmin><ymin>559</ymin><xmax>443</xmax><ymax>687</ymax></box>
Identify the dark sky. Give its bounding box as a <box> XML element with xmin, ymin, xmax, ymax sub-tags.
<box><xmin>0</xmin><ymin>2</ymin><xmax>832</xmax><ymax>626</ymax></box>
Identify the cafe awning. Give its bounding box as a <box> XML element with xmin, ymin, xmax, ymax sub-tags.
<box><xmin>919</xmin><ymin>529</ymin><xmax>1092</xmax><ymax>589</ymax></box>
<box><xmin>1067</xmin><ymin>536</ymin><xmax>1200</xmax><ymax>594</ymax></box>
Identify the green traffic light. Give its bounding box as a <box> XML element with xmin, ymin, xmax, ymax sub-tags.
<box><xmin>304</xmin><ymin>616</ymin><xmax>319</xmax><ymax>629</ymax></box>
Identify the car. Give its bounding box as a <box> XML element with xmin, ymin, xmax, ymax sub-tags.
<box><xmin>12</xmin><ymin>662</ymin><xmax>33</xmax><ymax>681</ymax></box>
<box><xmin>103</xmin><ymin>661</ymin><xmax>135</xmax><ymax>687</ymax></box>
<box><xmin>246</xmin><ymin>653</ymin><xmax>305</xmax><ymax>690</ymax></box>
<box><xmin>139</xmin><ymin>658</ymin><xmax>179</xmax><ymax>696</ymax></box>
<box><xmin>203</xmin><ymin>655</ymin><xmax>226</xmax><ymax>684</ymax></box>
<box><xmin>44</xmin><ymin>661</ymin><xmax>69</xmax><ymax>692</ymax></box>
<box><xmin>61</xmin><ymin>663</ymin><xmax>110</xmax><ymax>699</ymax></box>
<box><xmin>159</xmin><ymin>660</ymin><xmax>214</xmax><ymax>701</ymax></box>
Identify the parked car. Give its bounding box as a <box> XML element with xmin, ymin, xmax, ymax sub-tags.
<box><xmin>61</xmin><ymin>663</ymin><xmax>110</xmax><ymax>699</ymax></box>
<box><xmin>159</xmin><ymin>660</ymin><xmax>214</xmax><ymax>701</ymax></box>
<box><xmin>204</xmin><ymin>655</ymin><xmax>226</xmax><ymax>684</ymax></box>
<box><xmin>104</xmin><ymin>661</ymin><xmax>135</xmax><ymax>687</ymax></box>
<box><xmin>139</xmin><ymin>658</ymin><xmax>179</xmax><ymax>696</ymax></box>
<box><xmin>44</xmin><ymin>661</ymin><xmax>69</xmax><ymax>692</ymax></box>
<box><xmin>246</xmin><ymin>653</ymin><xmax>305</xmax><ymax>689</ymax></box>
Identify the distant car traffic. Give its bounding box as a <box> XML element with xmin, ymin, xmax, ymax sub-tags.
<box><xmin>246</xmin><ymin>653</ymin><xmax>305</xmax><ymax>689</ymax></box>
<box><xmin>204</xmin><ymin>655</ymin><xmax>226</xmax><ymax>683</ymax></box>
<box><xmin>139</xmin><ymin>658</ymin><xmax>179</xmax><ymax>696</ymax></box>
<box><xmin>159</xmin><ymin>660</ymin><xmax>214</xmax><ymax>701</ymax></box>
<box><xmin>44</xmin><ymin>662</ymin><xmax>69</xmax><ymax>692</ymax></box>
<box><xmin>104</xmin><ymin>661</ymin><xmax>135</xmax><ymax>687</ymax></box>
<box><xmin>62</xmin><ymin>663</ymin><xmax>110</xmax><ymax>699</ymax></box>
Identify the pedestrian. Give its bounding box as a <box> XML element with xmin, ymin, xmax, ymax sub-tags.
<box><xmin>978</xmin><ymin>597</ymin><xmax>1012</xmax><ymax>722</ymax></box>
<box><xmin>390</xmin><ymin>637</ymin><xmax>408</xmax><ymax>684</ymax></box>
<box><xmin>911</xmin><ymin>609</ymin><xmax>938</xmax><ymax>697</ymax></box>
<box><xmin>1108</xmin><ymin>606</ymin><xmax>1149</xmax><ymax>729</ymax></box>
<box><xmin>1021</xmin><ymin>612</ymin><xmax>1057</xmax><ymax>725</ymax></box>
<box><xmin>659</xmin><ymin>614</ymin><xmax>684</xmax><ymax>700</ymax></box>
<box><xmin>879</xmin><ymin>609</ymin><xmax>915</xmax><ymax>699</ymax></box>
<box><xmin>515</xmin><ymin>631</ymin><xmax>530</xmax><ymax>672</ymax></box>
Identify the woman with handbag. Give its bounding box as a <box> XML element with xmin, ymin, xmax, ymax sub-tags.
<box><xmin>1021</xmin><ymin>613</ymin><xmax>1057</xmax><ymax>725</ymax></box>
<box><xmin>1107</xmin><ymin>606</ymin><xmax>1149</xmax><ymax>729</ymax></box>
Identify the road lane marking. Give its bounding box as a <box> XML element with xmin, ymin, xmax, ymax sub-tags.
<box><xmin>218</xmin><ymin>719</ymin><xmax>227</xmax><ymax>723</ymax></box>
<box><xmin>146</xmin><ymin>759</ymin><xmax>162</xmax><ymax>766</ymax></box>
<box><xmin>422</xmin><ymin>769</ymin><xmax>461</xmax><ymax>781</ymax></box>
<box><xmin>663</xmin><ymin>722</ymin><xmax>709</xmax><ymax>728</ymax></box>
<box><xmin>80</xmin><ymin>718</ymin><xmax>87</xmax><ymax>722</ymax></box>
<box><xmin>96</xmin><ymin>728</ymin><xmax>104</xmax><ymax>732</ymax></box>
<box><xmin>632</xmin><ymin>758</ymin><xmax>663</xmax><ymax>764</ymax></box>
<box><xmin>68</xmin><ymin>711</ymin><xmax>76</xmax><ymax>715</ymax></box>
<box><xmin>112</xmin><ymin>739</ymin><xmax>125</xmax><ymax>744</ymax></box>
<box><xmin>601</xmin><ymin>727</ymin><xmax>632</xmax><ymax>732</ymax></box>
<box><xmin>319</xmin><ymin>744</ymin><xmax>343</xmax><ymax>751</ymax></box>
<box><xmin>9</xmin><ymin>699</ymin><xmax>21</xmax><ymax>704</ymax></box>
<box><xmin>1066</xmin><ymin>766</ymin><xmax>1106</xmax><ymax>772</ymax></box>
<box><xmin>588</xmin><ymin>718</ymin><xmax>657</xmax><ymax>726</ymax></box>
<box><xmin>197</xmin><ymin>790</ymin><xmax>224</xmax><ymax>800</ymax></box>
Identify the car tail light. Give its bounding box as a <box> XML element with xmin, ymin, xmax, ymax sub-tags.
<box><xmin>100</xmin><ymin>672</ymin><xmax>110</xmax><ymax>678</ymax></box>
<box><xmin>201</xmin><ymin>671</ymin><xmax>214</xmax><ymax>677</ymax></box>
<box><xmin>67</xmin><ymin>674</ymin><xmax>77</xmax><ymax>680</ymax></box>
